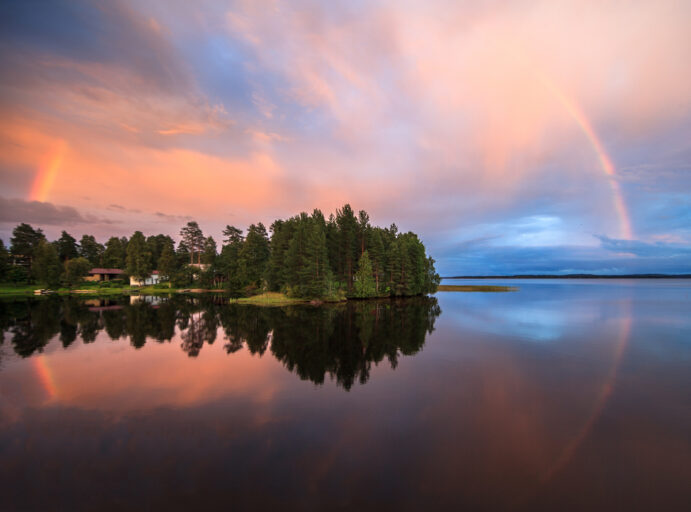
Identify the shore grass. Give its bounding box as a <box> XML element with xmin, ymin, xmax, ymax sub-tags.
<box><xmin>437</xmin><ymin>284</ymin><xmax>517</xmax><ymax>292</ymax></box>
<box><xmin>230</xmin><ymin>292</ymin><xmax>309</xmax><ymax>306</ymax></box>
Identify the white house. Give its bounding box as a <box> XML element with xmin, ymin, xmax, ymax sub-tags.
<box><xmin>130</xmin><ymin>270</ymin><xmax>161</xmax><ymax>287</ymax></box>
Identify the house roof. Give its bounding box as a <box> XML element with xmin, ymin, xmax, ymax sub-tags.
<box><xmin>89</xmin><ymin>268</ymin><xmax>125</xmax><ymax>275</ymax></box>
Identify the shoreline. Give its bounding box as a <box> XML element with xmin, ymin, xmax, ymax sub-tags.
<box><xmin>0</xmin><ymin>286</ymin><xmax>438</xmax><ymax>304</ymax></box>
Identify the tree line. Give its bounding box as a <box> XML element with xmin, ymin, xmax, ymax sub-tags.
<box><xmin>0</xmin><ymin>204</ymin><xmax>440</xmax><ymax>298</ymax></box>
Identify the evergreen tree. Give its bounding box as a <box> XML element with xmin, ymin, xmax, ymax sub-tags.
<box><xmin>146</xmin><ymin>234</ymin><xmax>174</xmax><ymax>269</ymax></box>
<box><xmin>353</xmin><ymin>251</ymin><xmax>376</xmax><ymax>298</ymax></box>
<box><xmin>33</xmin><ymin>239</ymin><xmax>61</xmax><ymax>288</ymax></box>
<box><xmin>180</xmin><ymin>221</ymin><xmax>205</xmax><ymax>264</ymax></box>
<box><xmin>0</xmin><ymin>239</ymin><xmax>8</xmax><ymax>281</ymax></box>
<box><xmin>335</xmin><ymin>204</ymin><xmax>359</xmax><ymax>290</ymax></box>
<box><xmin>423</xmin><ymin>256</ymin><xmax>441</xmax><ymax>294</ymax></box>
<box><xmin>176</xmin><ymin>240</ymin><xmax>191</xmax><ymax>268</ymax></box>
<box><xmin>10</xmin><ymin>223</ymin><xmax>45</xmax><ymax>273</ymax></box>
<box><xmin>368</xmin><ymin>228</ymin><xmax>385</xmax><ymax>293</ymax></box>
<box><xmin>201</xmin><ymin>236</ymin><xmax>217</xmax><ymax>265</ymax></box>
<box><xmin>56</xmin><ymin>230</ymin><xmax>79</xmax><ymax>262</ymax></box>
<box><xmin>267</xmin><ymin>219</ymin><xmax>293</xmax><ymax>291</ymax></box>
<box><xmin>79</xmin><ymin>235</ymin><xmax>104</xmax><ymax>266</ymax></box>
<box><xmin>126</xmin><ymin>231</ymin><xmax>152</xmax><ymax>281</ymax></box>
<box><xmin>325</xmin><ymin>214</ymin><xmax>340</xmax><ymax>281</ymax></box>
<box><xmin>218</xmin><ymin>227</ymin><xmax>245</xmax><ymax>292</ymax></box>
<box><xmin>239</xmin><ymin>223</ymin><xmax>270</xmax><ymax>288</ymax></box>
<box><xmin>222</xmin><ymin>225</ymin><xmax>244</xmax><ymax>245</ymax></box>
<box><xmin>300</xmin><ymin>214</ymin><xmax>331</xmax><ymax>298</ymax></box>
<box><xmin>357</xmin><ymin>210</ymin><xmax>370</xmax><ymax>257</ymax></box>
<box><xmin>102</xmin><ymin>236</ymin><xmax>126</xmax><ymax>268</ymax></box>
<box><xmin>157</xmin><ymin>243</ymin><xmax>176</xmax><ymax>284</ymax></box>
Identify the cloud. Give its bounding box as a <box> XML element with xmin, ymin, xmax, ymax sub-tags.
<box><xmin>0</xmin><ymin>0</ymin><xmax>233</xmax><ymax>149</ymax></box>
<box><xmin>155</xmin><ymin>211</ymin><xmax>192</xmax><ymax>222</ymax></box>
<box><xmin>436</xmin><ymin>234</ymin><xmax>691</xmax><ymax>276</ymax></box>
<box><xmin>0</xmin><ymin>197</ymin><xmax>114</xmax><ymax>226</ymax></box>
<box><xmin>595</xmin><ymin>235</ymin><xmax>691</xmax><ymax>259</ymax></box>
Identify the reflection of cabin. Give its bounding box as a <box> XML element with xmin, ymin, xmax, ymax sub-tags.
<box><xmin>85</xmin><ymin>298</ymin><xmax>124</xmax><ymax>312</ymax></box>
<box><xmin>130</xmin><ymin>295</ymin><xmax>163</xmax><ymax>306</ymax></box>
<box><xmin>86</xmin><ymin>268</ymin><xmax>125</xmax><ymax>282</ymax></box>
<box><xmin>130</xmin><ymin>270</ymin><xmax>161</xmax><ymax>287</ymax></box>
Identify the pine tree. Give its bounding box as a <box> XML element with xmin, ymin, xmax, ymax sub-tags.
<box><xmin>56</xmin><ymin>231</ymin><xmax>79</xmax><ymax>262</ymax></box>
<box><xmin>424</xmin><ymin>256</ymin><xmax>441</xmax><ymax>294</ymax></box>
<box><xmin>79</xmin><ymin>235</ymin><xmax>104</xmax><ymax>266</ymax></box>
<box><xmin>218</xmin><ymin>226</ymin><xmax>245</xmax><ymax>292</ymax></box>
<box><xmin>202</xmin><ymin>236</ymin><xmax>217</xmax><ymax>265</ymax></box>
<box><xmin>267</xmin><ymin>220</ymin><xmax>292</xmax><ymax>290</ymax></box>
<box><xmin>336</xmin><ymin>204</ymin><xmax>358</xmax><ymax>290</ymax></box>
<box><xmin>0</xmin><ymin>239</ymin><xmax>9</xmax><ymax>281</ymax></box>
<box><xmin>103</xmin><ymin>236</ymin><xmax>126</xmax><ymax>268</ymax></box>
<box><xmin>10</xmin><ymin>223</ymin><xmax>45</xmax><ymax>275</ymax></box>
<box><xmin>157</xmin><ymin>243</ymin><xmax>176</xmax><ymax>284</ymax></box>
<box><xmin>368</xmin><ymin>228</ymin><xmax>385</xmax><ymax>293</ymax></box>
<box><xmin>239</xmin><ymin>223</ymin><xmax>270</xmax><ymax>288</ymax></box>
<box><xmin>126</xmin><ymin>231</ymin><xmax>152</xmax><ymax>281</ymax></box>
<box><xmin>353</xmin><ymin>251</ymin><xmax>376</xmax><ymax>298</ymax></box>
<box><xmin>180</xmin><ymin>221</ymin><xmax>205</xmax><ymax>264</ymax></box>
<box><xmin>222</xmin><ymin>225</ymin><xmax>244</xmax><ymax>245</ymax></box>
<box><xmin>357</xmin><ymin>210</ymin><xmax>370</xmax><ymax>257</ymax></box>
<box><xmin>299</xmin><ymin>216</ymin><xmax>330</xmax><ymax>298</ymax></box>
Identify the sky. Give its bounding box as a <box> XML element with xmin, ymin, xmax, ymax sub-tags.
<box><xmin>0</xmin><ymin>0</ymin><xmax>690</xmax><ymax>275</ymax></box>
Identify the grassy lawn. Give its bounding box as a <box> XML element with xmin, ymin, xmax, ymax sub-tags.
<box><xmin>0</xmin><ymin>283</ymin><xmax>176</xmax><ymax>297</ymax></box>
<box><xmin>437</xmin><ymin>284</ymin><xmax>517</xmax><ymax>292</ymax></box>
<box><xmin>0</xmin><ymin>285</ymin><xmax>42</xmax><ymax>296</ymax></box>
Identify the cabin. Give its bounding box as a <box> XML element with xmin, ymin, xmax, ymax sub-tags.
<box><xmin>86</xmin><ymin>268</ymin><xmax>125</xmax><ymax>282</ymax></box>
<box><xmin>130</xmin><ymin>270</ymin><xmax>161</xmax><ymax>287</ymax></box>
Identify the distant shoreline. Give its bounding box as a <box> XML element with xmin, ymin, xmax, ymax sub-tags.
<box><xmin>443</xmin><ymin>274</ymin><xmax>691</xmax><ymax>279</ymax></box>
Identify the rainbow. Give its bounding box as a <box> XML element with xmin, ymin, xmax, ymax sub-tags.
<box><xmin>29</xmin><ymin>140</ymin><xmax>66</xmax><ymax>203</ymax></box>
<box><xmin>32</xmin><ymin>354</ymin><xmax>58</xmax><ymax>402</ymax></box>
<box><xmin>515</xmin><ymin>302</ymin><xmax>633</xmax><ymax>507</ymax></box>
<box><xmin>537</xmin><ymin>74</ymin><xmax>633</xmax><ymax>240</ymax></box>
<box><xmin>540</xmin><ymin>307</ymin><xmax>632</xmax><ymax>483</ymax></box>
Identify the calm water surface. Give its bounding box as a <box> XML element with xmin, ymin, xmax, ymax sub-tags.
<box><xmin>1</xmin><ymin>280</ymin><xmax>690</xmax><ymax>511</ymax></box>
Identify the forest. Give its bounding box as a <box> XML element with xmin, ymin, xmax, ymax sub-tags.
<box><xmin>0</xmin><ymin>204</ymin><xmax>440</xmax><ymax>300</ymax></box>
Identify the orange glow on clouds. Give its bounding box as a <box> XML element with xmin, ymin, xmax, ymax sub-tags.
<box><xmin>1</xmin><ymin>0</ymin><xmax>687</xmax><ymax>246</ymax></box>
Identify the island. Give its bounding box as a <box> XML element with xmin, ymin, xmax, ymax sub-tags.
<box><xmin>0</xmin><ymin>204</ymin><xmax>440</xmax><ymax>302</ymax></box>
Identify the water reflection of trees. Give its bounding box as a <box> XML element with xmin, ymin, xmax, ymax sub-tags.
<box><xmin>0</xmin><ymin>295</ymin><xmax>441</xmax><ymax>389</ymax></box>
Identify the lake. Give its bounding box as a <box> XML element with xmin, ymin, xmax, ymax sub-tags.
<box><xmin>1</xmin><ymin>279</ymin><xmax>690</xmax><ymax>510</ymax></box>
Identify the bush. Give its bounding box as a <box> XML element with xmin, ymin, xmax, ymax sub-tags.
<box><xmin>7</xmin><ymin>266</ymin><xmax>30</xmax><ymax>285</ymax></box>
